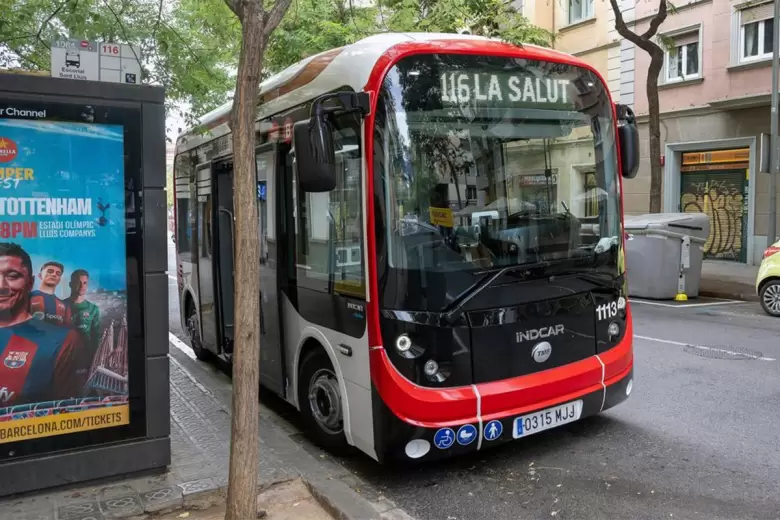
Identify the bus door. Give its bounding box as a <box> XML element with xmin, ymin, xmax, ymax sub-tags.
<box><xmin>214</xmin><ymin>159</ymin><xmax>236</xmax><ymax>354</ymax></box>
<box><xmin>195</xmin><ymin>161</ymin><xmax>219</xmax><ymax>354</ymax></box>
<box><xmin>256</xmin><ymin>144</ymin><xmax>285</xmax><ymax>395</ymax></box>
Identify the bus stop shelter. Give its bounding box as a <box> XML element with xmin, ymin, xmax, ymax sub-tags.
<box><xmin>0</xmin><ymin>72</ymin><xmax>170</xmax><ymax>496</ymax></box>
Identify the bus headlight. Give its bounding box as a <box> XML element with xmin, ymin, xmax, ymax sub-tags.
<box><xmin>423</xmin><ymin>359</ymin><xmax>451</xmax><ymax>383</ymax></box>
<box><xmin>396</xmin><ymin>334</ymin><xmax>412</xmax><ymax>352</ymax></box>
<box><xmin>395</xmin><ymin>333</ymin><xmax>425</xmax><ymax>359</ymax></box>
<box><xmin>608</xmin><ymin>321</ymin><xmax>620</xmax><ymax>338</ymax></box>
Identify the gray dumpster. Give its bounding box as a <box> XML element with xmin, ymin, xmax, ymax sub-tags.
<box><xmin>623</xmin><ymin>213</ymin><xmax>710</xmax><ymax>299</ymax></box>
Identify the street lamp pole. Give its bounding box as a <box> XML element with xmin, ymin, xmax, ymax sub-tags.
<box><xmin>768</xmin><ymin>0</ymin><xmax>780</xmax><ymax>246</ymax></box>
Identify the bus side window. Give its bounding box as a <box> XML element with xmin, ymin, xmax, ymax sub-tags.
<box><xmin>174</xmin><ymin>154</ymin><xmax>194</xmax><ymax>261</ymax></box>
<box><xmin>292</xmin><ymin>114</ymin><xmax>365</xmax><ymax>299</ymax></box>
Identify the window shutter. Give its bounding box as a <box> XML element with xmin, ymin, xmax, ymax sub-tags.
<box><xmin>741</xmin><ymin>2</ymin><xmax>774</xmax><ymax>24</ymax></box>
<box><xmin>675</xmin><ymin>31</ymin><xmax>699</xmax><ymax>46</ymax></box>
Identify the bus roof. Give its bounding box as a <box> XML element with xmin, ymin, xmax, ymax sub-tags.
<box><xmin>175</xmin><ymin>32</ymin><xmax>594</xmax><ymax>155</ymax></box>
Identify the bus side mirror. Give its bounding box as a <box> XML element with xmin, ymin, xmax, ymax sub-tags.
<box><xmin>293</xmin><ymin>118</ymin><xmax>337</xmax><ymax>192</ymax></box>
<box><xmin>616</xmin><ymin>104</ymin><xmax>639</xmax><ymax>179</ymax></box>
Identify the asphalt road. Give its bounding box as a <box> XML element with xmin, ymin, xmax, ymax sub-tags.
<box><xmin>167</xmin><ymin>239</ymin><xmax>780</xmax><ymax>520</ymax></box>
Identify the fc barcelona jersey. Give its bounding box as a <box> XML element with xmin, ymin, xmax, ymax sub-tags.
<box><xmin>0</xmin><ymin>320</ymin><xmax>83</xmax><ymax>408</ymax></box>
<box><xmin>30</xmin><ymin>290</ymin><xmax>72</xmax><ymax>327</ymax></box>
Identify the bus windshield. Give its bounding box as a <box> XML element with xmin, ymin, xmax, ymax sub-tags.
<box><xmin>375</xmin><ymin>54</ymin><xmax>622</xmax><ymax>276</ymax></box>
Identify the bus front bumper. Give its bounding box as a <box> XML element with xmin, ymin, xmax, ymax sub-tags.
<box><xmin>375</xmin><ymin>362</ymin><xmax>633</xmax><ymax>462</ymax></box>
<box><xmin>370</xmin><ymin>315</ymin><xmax>634</xmax><ymax>462</ymax></box>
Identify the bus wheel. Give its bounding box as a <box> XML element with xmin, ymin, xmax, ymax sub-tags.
<box><xmin>186</xmin><ymin>305</ymin><xmax>210</xmax><ymax>361</ymax></box>
<box><xmin>299</xmin><ymin>349</ymin><xmax>351</xmax><ymax>455</ymax></box>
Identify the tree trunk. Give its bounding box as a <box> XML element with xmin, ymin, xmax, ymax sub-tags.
<box><xmin>646</xmin><ymin>48</ymin><xmax>664</xmax><ymax>213</ymax></box>
<box><xmin>225</xmin><ymin>3</ymin><xmax>264</xmax><ymax>519</ymax></box>
<box><xmin>606</xmin><ymin>0</ymin><xmax>669</xmax><ymax>214</ymax></box>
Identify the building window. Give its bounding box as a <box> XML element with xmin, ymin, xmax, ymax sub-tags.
<box><xmin>568</xmin><ymin>0</ymin><xmax>594</xmax><ymax>24</ymax></box>
<box><xmin>739</xmin><ymin>2</ymin><xmax>774</xmax><ymax>62</ymax></box>
<box><xmin>665</xmin><ymin>32</ymin><xmax>700</xmax><ymax>82</ymax></box>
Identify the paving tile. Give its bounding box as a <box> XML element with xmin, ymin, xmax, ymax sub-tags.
<box><xmin>123</xmin><ymin>473</ymin><xmax>179</xmax><ymax>495</ymax></box>
<box><xmin>0</xmin><ymin>495</ymin><xmax>56</xmax><ymax>517</ymax></box>
<box><xmin>177</xmin><ymin>478</ymin><xmax>218</xmax><ymax>497</ymax></box>
<box><xmin>96</xmin><ymin>486</ymin><xmax>136</xmax><ymax>501</ymax></box>
<box><xmin>139</xmin><ymin>486</ymin><xmax>183</xmax><ymax>513</ymax></box>
<box><xmin>57</xmin><ymin>500</ymin><xmax>104</xmax><ymax>520</ymax></box>
<box><xmin>0</xmin><ymin>507</ymin><xmax>55</xmax><ymax>520</ymax></box>
<box><xmin>98</xmin><ymin>494</ymin><xmax>143</xmax><ymax>518</ymax></box>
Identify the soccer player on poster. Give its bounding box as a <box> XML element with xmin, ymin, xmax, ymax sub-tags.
<box><xmin>30</xmin><ymin>261</ymin><xmax>72</xmax><ymax>327</ymax></box>
<box><xmin>0</xmin><ymin>243</ymin><xmax>85</xmax><ymax>407</ymax></box>
<box><xmin>67</xmin><ymin>269</ymin><xmax>101</xmax><ymax>359</ymax></box>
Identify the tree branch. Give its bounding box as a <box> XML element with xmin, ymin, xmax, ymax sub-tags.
<box><xmin>264</xmin><ymin>0</ymin><xmax>294</xmax><ymax>37</ymax></box>
<box><xmin>35</xmin><ymin>0</ymin><xmax>68</xmax><ymax>42</ymax></box>
<box><xmin>641</xmin><ymin>0</ymin><xmax>668</xmax><ymax>40</ymax></box>
<box><xmin>161</xmin><ymin>20</ymin><xmax>221</xmax><ymax>80</ymax></box>
<box><xmin>151</xmin><ymin>0</ymin><xmax>164</xmax><ymax>42</ymax></box>
<box><xmin>608</xmin><ymin>0</ymin><xmax>663</xmax><ymax>56</ymax></box>
<box><xmin>101</xmin><ymin>0</ymin><xmax>144</xmax><ymax>67</ymax></box>
<box><xmin>224</xmin><ymin>0</ymin><xmax>242</xmax><ymax>18</ymax></box>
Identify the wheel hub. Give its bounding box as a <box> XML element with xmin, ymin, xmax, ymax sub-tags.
<box><xmin>763</xmin><ymin>284</ymin><xmax>780</xmax><ymax>314</ymax></box>
<box><xmin>308</xmin><ymin>369</ymin><xmax>343</xmax><ymax>435</ymax></box>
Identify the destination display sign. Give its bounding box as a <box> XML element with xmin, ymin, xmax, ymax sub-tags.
<box><xmin>439</xmin><ymin>71</ymin><xmax>574</xmax><ymax>108</ymax></box>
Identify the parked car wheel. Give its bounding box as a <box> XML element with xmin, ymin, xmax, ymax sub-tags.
<box><xmin>759</xmin><ymin>280</ymin><xmax>780</xmax><ymax>317</ymax></box>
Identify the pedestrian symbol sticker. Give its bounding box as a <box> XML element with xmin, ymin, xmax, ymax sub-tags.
<box><xmin>484</xmin><ymin>420</ymin><xmax>503</xmax><ymax>441</ymax></box>
<box><xmin>457</xmin><ymin>424</ymin><xmax>477</xmax><ymax>446</ymax></box>
<box><xmin>433</xmin><ymin>428</ymin><xmax>455</xmax><ymax>449</ymax></box>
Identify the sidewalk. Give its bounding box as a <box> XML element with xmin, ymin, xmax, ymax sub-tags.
<box><xmin>0</xmin><ymin>341</ymin><xmax>413</xmax><ymax>520</ymax></box>
<box><xmin>699</xmin><ymin>260</ymin><xmax>759</xmax><ymax>301</ymax></box>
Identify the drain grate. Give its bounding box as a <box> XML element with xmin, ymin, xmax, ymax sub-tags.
<box><xmin>683</xmin><ymin>344</ymin><xmax>765</xmax><ymax>361</ymax></box>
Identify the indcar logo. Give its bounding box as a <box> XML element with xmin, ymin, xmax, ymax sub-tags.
<box><xmin>0</xmin><ymin>138</ymin><xmax>17</xmax><ymax>163</ymax></box>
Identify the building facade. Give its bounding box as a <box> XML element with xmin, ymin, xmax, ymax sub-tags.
<box><xmin>626</xmin><ymin>0</ymin><xmax>776</xmax><ymax>265</ymax></box>
<box><xmin>521</xmin><ymin>0</ymin><xmax>625</xmax><ymax>104</ymax></box>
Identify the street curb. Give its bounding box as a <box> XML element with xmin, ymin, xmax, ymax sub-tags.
<box><xmin>306</xmin><ymin>477</ymin><xmax>417</xmax><ymax>520</ymax></box>
<box><xmin>306</xmin><ymin>477</ymin><xmax>384</xmax><ymax>520</ymax></box>
<box><xmin>700</xmin><ymin>289</ymin><xmax>759</xmax><ymax>302</ymax></box>
<box><xmin>700</xmin><ymin>280</ymin><xmax>759</xmax><ymax>302</ymax></box>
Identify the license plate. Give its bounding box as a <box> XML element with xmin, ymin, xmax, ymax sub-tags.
<box><xmin>513</xmin><ymin>400</ymin><xmax>583</xmax><ymax>439</ymax></box>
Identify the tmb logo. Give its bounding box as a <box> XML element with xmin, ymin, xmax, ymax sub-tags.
<box><xmin>0</xmin><ymin>138</ymin><xmax>17</xmax><ymax>163</ymax></box>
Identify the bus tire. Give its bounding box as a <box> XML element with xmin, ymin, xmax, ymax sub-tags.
<box><xmin>298</xmin><ymin>349</ymin><xmax>352</xmax><ymax>455</ymax></box>
<box><xmin>185</xmin><ymin>302</ymin><xmax>210</xmax><ymax>361</ymax></box>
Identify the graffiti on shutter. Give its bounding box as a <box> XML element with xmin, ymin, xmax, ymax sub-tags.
<box><xmin>680</xmin><ymin>171</ymin><xmax>745</xmax><ymax>261</ymax></box>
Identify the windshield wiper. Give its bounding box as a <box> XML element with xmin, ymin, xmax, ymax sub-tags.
<box><xmin>441</xmin><ymin>262</ymin><xmax>551</xmax><ymax>324</ymax></box>
<box><xmin>548</xmin><ymin>268</ymin><xmax>619</xmax><ymax>289</ymax></box>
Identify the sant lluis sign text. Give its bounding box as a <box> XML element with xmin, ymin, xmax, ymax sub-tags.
<box><xmin>50</xmin><ymin>39</ymin><xmax>142</xmax><ymax>85</ymax></box>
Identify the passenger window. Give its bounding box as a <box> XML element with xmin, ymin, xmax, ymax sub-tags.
<box><xmin>292</xmin><ymin>114</ymin><xmax>365</xmax><ymax>299</ymax></box>
<box><xmin>174</xmin><ymin>154</ymin><xmax>194</xmax><ymax>258</ymax></box>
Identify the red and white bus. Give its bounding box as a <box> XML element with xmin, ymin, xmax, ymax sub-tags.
<box><xmin>173</xmin><ymin>33</ymin><xmax>638</xmax><ymax>462</ymax></box>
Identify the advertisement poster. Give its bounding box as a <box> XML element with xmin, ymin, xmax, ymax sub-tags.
<box><xmin>0</xmin><ymin>119</ymin><xmax>128</xmax><ymax>444</ymax></box>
